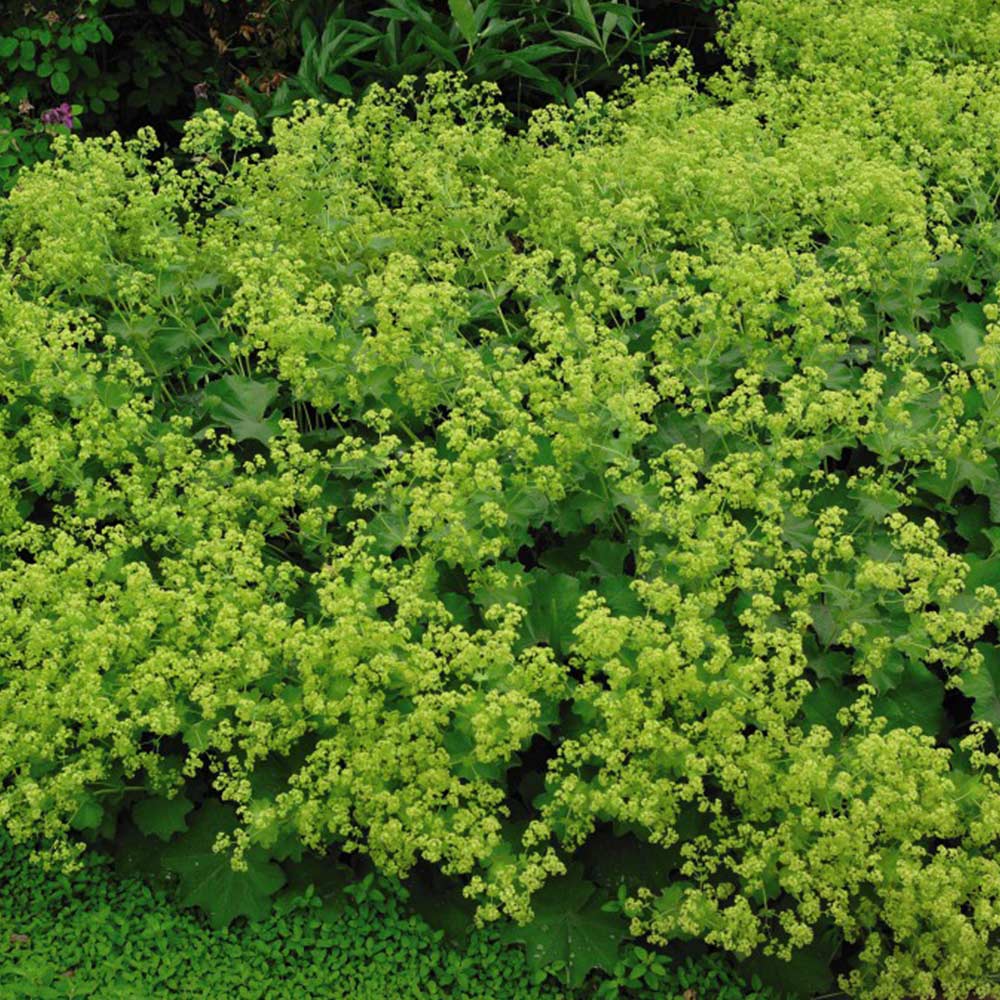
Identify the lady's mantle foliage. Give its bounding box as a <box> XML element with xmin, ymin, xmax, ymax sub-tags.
<box><xmin>3</xmin><ymin>1</ymin><xmax>1000</xmax><ymax>996</ymax></box>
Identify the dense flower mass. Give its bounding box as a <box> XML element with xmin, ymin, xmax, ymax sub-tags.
<box><xmin>2</xmin><ymin>1</ymin><xmax>1000</xmax><ymax>998</ymax></box>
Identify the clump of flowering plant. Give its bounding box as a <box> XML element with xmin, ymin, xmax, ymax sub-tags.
<box><xmin>4</xmin><ymin>3</ymin><xmax>1000</xmax><ymax>999</ymax></box>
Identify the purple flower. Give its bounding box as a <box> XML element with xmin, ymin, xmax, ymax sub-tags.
<box><xmin>41</xmin><ymin>103</ymin><xmax>74</xmax><ymax>129</ymax></box>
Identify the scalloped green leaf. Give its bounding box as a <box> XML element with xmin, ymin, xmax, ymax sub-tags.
<box><xmin>521</xmin><ymin>571</ymin><xmax>581</xmax><ymax>658</ymax></box>
<box><xmin>499</xmin><ymin>865</ymin><xmax>625</xmax><ymax>988</ymax></box>
<box><xmin>872</xmin><ymin>662</ymin><xmax>946</xmax><ymax>736</ymax></box>
<box><xmin>964</xmin><ymin>643</ymin><xmax>1000</xmax><ymax>730</ymax></box>
<box><xmin>202</xmin><ymin>374</ymin><xmax>281</xmax><ymax>443</ymax></box>
<box><xmin>162</xmin><ymin>800</ymin><xmax>285</xmax><ymax>928</ymax></box>
<box><xmin>274</xmin><ymin>854</ymin><xmax>354</xmax><ymax>920</ymax></box>
<box><xmin>132</xmin><ymin>794</ymin><xmax>194</xmax><ymax>842</ymax></box>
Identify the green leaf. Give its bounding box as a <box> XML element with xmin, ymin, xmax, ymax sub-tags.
<box><xmin>965</xmin><ymin>553</ymin><xmax>1000</xmax><ymax>592</ymax></box>
<box><xmin>871</xmin><ymin>662</ymin><xmax>945</xmax><ymax>736</ymax></box>
<box><xmin>741</xmin><ymin>920</ymin><xmax>841</xmax><ymax>997</ymax></box>
<box><xmin>114</xmin><ymin>823</ymin><xmax>169</xmax><ymax>882</ymax></box>
<box><xmin>579</xmin><ymin>831</ymin><xmax>677</xmax><ymax>893</ymax></box>
<box><xmin>581</xmin><ymin>538</ymin><xmax>628</xmax><ymax>579</ymax></box>
<box><xmin>181</xmin><ymin>715</ymin><xmax>214</xmax><ymax>754</ymax></box>
<box><xmin>806</xmin><ymin>638</ymin><xmax>852</xmax><ymax>682</ymax></box>
<box><xmin>601</xmin><ymin>11</ymin><xmax>619</xmax><ymax>48</ymax></box>
<box><xmin>442</xmin><ymin>718</ymin><xmax>508</xmax><ymax>782</ymax></box>
<box><xmin>471</xmin><ymin>560</ymin><xmax>529</xmax><ymax>610</ymax></box>
<box><xmin>963</xmin><ymin>643</ymin><xmax>1000</xmax><ymax>730</ymax></box>
<box><xmin>984</xmin><ymin>526</ymin><xmax>1000</xmax><ymax>555</ymax></box>
<box><xmin>597</xmin><ymin>574</ymin><xmax>642</xmax><ymax>616</ymax></box>
<box><xmin>275</xmin><ymin>854</ymin><xmax>354</xmax><ymax>919</ymax></box>
<box><xmin>50</xmin><ymin>70</ymin><xmax>70</xmax><ymax>95</ymax></box>
<box><xmin>322</xmin><ymin>72</ymin><xmax>353</xmax><ymax>97</ymax></box>
<box><xmin>499</xmin><ymin>866</ymin><xmax>625</xmax><ymax>987</ymax></box>
<box><xmin>571</xmin><ymin>0</ymin><xmax>600</xmax><ymax>41</ymax></box>
<box><xmin>449</xmin><ymin>0</ymin><xmax>477</xmax><ymax>47</ymax></box>
<box><xmin>550</xmin><ymin>28</ymin><xmax>602</xmax><ymax>52</ymax></box>
<box><xmin>509</xmin><ymin>42</ymin><xmax>567</xmax><ymax>63</ymax></box>
<box><xmin>914</xmin><ymin>456</ymin><xmax>1000</xmax><ymax>511</ymax></box>
<box><xmin>405</xmin><ymin>865</ymin><xmax>477</xmax><ymax>941</ymax></box>
<box><xmin>132</xmin><ymin>795</ymin><xmax>194</xmax><ymax>842</ymax></box>
<box><xmin>162</xmin><ymin>800</ymin><xmax>285</xmax><ymax>928</ymax></box>
<box><xmin>935</xmin><ymin>302</ymin><xmax>986</xmax><ymax>367</ymax></box>
<box><xmin>70</xmin><ymin>794</ymin><xmax>103</xmax><ymax>832</ymax></box>
<box><xmin>800</xmin><ymin>678</ymin><xmax>857</xmax><ymax>734</ymax></box>
<box><xmin>521</xmin><ymin>571</ymin><xmax>581</xmax><ymax>658</ymax></box>
<box><xmin>202</xmin><ymin>375</ymin><xmax>281</xmax><ymax>443</ymax></box>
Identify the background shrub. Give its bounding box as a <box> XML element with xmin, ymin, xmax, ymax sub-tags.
<box><xmin>3</xmin><ymin>1</ymin><xmax>1000</xmax><ymax>999</ymax></box>
<box><xmin>0</xmin><ymin>0</ymin><xmax>727</xmax><ymax>192</ymax></box>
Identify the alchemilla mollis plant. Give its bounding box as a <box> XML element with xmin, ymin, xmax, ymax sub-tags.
<box><xmin>3</xmin><ymin>0</ymin><xmax>1000</xmax><ymax>997</ymax></box>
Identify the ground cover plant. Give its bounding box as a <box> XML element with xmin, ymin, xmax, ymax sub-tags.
<box><xmin>0</xmin><ymin>831</ymin><xmax>779</xmax><ymax>999</ymax></box>
<box><xmin>3</xmin><ymin>0</ymin><xmax>1000</xmax><ymax>997</ymax></box>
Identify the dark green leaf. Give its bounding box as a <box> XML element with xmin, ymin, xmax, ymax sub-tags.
<box><xmin>963</xmin><ymin>643</ymin><xmax>1000</xmax><ymax>730</ymax></box>
<box><xmin>872</xmin><ymin>663</ymin><xmax>945</xmax><ymax>736</ymax></box>
<box><xmin>522</xmin><ymin>571</ymin><xmax>581</xmax><ymax>658</ymax></box>
<box><xmin>499</xmin><ymin>866</ymin><xmax>625</xmax><ymax>987</ymax></box>
<box><xmin>132</xmin><ymin>795</ymin><xmax>194</xmax><ymax>842</ymax></box>
<box><xmin>449</xmin><ymin>0</ymin><xmax>477</xmax><ymax>46</ymax></box>
<box><xmin>202</xmin><ymin>374</ymin><xmax>281</xmax><ymax>443</ymax></box>
<box><xmin>162</xmin><ymin>800</ymin><xmax>285</xmax><ymax>928</ymax></box>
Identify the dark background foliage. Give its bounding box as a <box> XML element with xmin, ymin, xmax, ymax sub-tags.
<box><xmin>0</xmin><ymin>0</ymin><xmax>728</xmax><ymax>190</ymax></box>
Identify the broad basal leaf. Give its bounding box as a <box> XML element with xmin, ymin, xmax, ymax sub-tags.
<box><xmin>964</xmin><ymin>643</ymin><xmax>1000</xmax><ymax>730</ymax></box>
<box><xmin>935</xmin><ymin>302</ymin><xmax>986</xmax><ymax>367</ymax></box>
<box><xmin>500</xmin><ymin>865</ymin><xmax>625</xmax><ymax>988</ymax></box>
<box><xmin>581</xmin><ymin>538</ymin><xmax>629</xmax><ymax>579</ymax></box>
<box><xmin>800</xmin><ymin>679</ymin><xmax>857</xmax><ymax>734</ymax></box>
<box><xmin>132</xmin><ymin>794</ymin><xmax>194</xmax><ymax>842</ymax></box>
<box><xmin>741</xmin><ymin>919</ymin><xmax>842</xmax><ymax>998</ymax></box>
<box><xmin>871</xmin><ymin>662</ymin><xmax>945</xmax><ymax>736</ymax></box>
<box><xmin>162</xmin><ymin>800</ymin><xmax>285</xmax><ymax>928</ymax></box>
<box><xmin>69</xmin><ymin>794</ymin><xmax>103</xmax><ymax>832</ymax></box>
<box><xmin>405</xmin><ymin>864</ymin><xmax>477</xmax><ymax>941</ymax></box>
<box><xmin>201</xmin><ymin>374</ymin><xmax>282</xmax><ymax>443</ymax></box>
<box><xmin>521</xmin><ymin>571</ymin><xmax>581</xmax><ymax>658</ymax></box>
<box><xmin>578</xmin><ymin>831</ymin><xmax>676</xmax><ymax>894</ymax></box>
<box><xmin>274</xmin><ymin>854</ymin><xmax>354</xmax><ymax>920</ymax></box>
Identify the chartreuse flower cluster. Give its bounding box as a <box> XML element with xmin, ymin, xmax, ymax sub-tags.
<box><xmin>2</xmin><ymin>1</ymin><xmax>1000</xmax><ymax>997</ymax></box>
